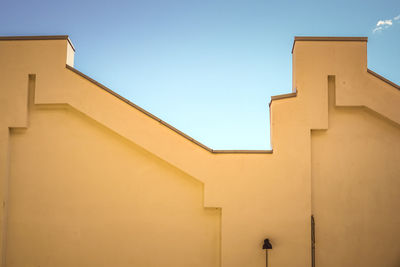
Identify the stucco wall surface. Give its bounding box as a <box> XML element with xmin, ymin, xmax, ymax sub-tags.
<box><xmin>0</xmin><ymin>36</ymin><xmax>399</xmax><ymax>267</ymax></box>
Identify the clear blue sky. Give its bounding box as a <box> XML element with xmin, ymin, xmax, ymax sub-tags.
<box><xmin>1</xmin><ymin>0</ymin><xmax>399</xmax><ymax>149</ymax></box>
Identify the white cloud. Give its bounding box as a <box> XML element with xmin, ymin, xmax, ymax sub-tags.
<box><xmin>377</xmin><ymin>19</ymin><xmax>392</xmax><ymax>26</ymax></box>
<box><xmin>372</xmin><ymin>15</ymin><xmax>400</xmax><ymax>33</ymax></box>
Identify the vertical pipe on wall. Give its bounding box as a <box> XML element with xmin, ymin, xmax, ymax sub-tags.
<box><xmin>311</xmin><ymin>215</ymin><xmax>315</xmax><ymax>267</ymax></box>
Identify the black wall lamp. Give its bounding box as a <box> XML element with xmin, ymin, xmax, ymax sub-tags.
<box><xmin>262</xmin><ymin>239</ymin><xmax>272</xmax><ymax>267</ymax></box>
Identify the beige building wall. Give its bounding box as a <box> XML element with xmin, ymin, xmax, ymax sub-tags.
<box><xmin>312</xmin><ymin>77</ymin><xmax>400</xmax><ymax>267</ymax></box>
<box><xmin>0</xmin><ymin>35</ymin><xmax>399</xmax><ymax>267</ymax></box>
<box><xmin>8</xmin><ymin>81</ymin><xmax>220</xmax><ymax>267</ymax></box>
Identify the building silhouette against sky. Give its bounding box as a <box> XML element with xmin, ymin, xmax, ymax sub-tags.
<box><xmin>0</xmin><ymin>36</ymin><xmax>399</xmax><ymax>266</ymax></box>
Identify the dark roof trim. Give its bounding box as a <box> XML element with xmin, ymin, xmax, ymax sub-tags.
<box><xmin>292</xmin><ymin>36</ymin><xmax>368</xmax><ymax>54</ymax></box>
<box><xmin>269</xmin><ymin>90</ymin><xmax>297</xmax><ymax>107</ymax></box>
<box><xmin>0</xmin><ymin>35</ymin><xmax>75</xmax><ymax>51</ymax></box>
<box><xmin>66</xmin><ymin>65</ymin><xmax>272</xmax><ymax>154</ymax></box>
<box><xmin>367</xmin><ymin>69</ymin><xmax>400</xmax><ymax>90</ymax></box>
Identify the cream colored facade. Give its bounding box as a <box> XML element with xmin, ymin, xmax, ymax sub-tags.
<box><xmin>0</xmin><ymin>36</ymin><xmax>399</xmax><ymax>267</ymax></box>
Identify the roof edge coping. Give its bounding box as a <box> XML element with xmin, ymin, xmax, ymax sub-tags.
<box><xmin>0</xmin><ymin>35</ymin><xmax>75</xmax><ymax>51</ymax></box>
<box><xmin>269</xmin><ymin>90</ymin><xmax>298</xmax><ymax>107</ymax></box>
<box><xmin>292</xmin><ymin>36</ymin><xmax>368</xmax><ymax>54</ymax></box>
<box><xmin>367</xmin><ymin>69</ymin><xmax>400</xmax><ymax>90</ymax></box>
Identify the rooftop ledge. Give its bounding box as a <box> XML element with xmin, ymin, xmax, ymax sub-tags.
<box><xmin>0</xmin><ymin>35</ymin><xmax>75</xmax><ymax>51</ymax></box>
<box><xmin>291</xmin><ymin>36</ymin><xmax>368</xmax><ymax>54</ymax></box>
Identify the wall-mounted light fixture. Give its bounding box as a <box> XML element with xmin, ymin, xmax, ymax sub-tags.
<box><xmin>262</xmin><ymin>239</ymin><xmax>272</xmax><ymax>267</ymax></box>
